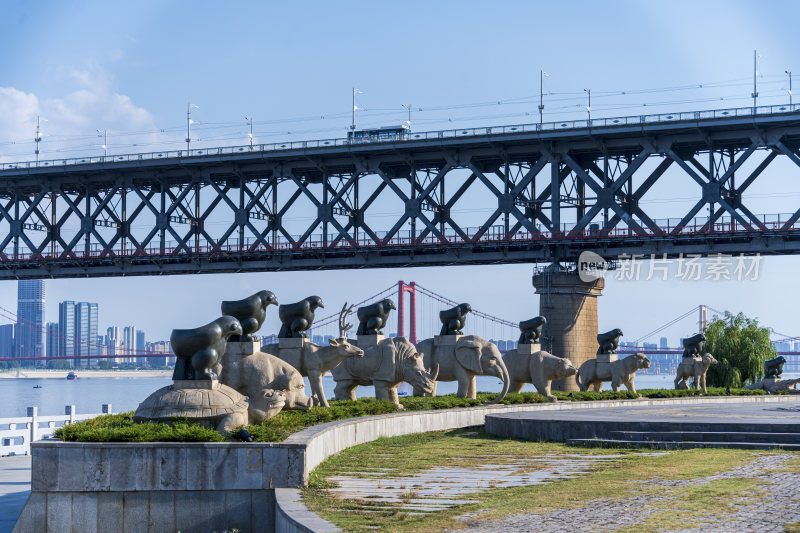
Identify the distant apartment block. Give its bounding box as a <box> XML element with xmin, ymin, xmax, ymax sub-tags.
<box><xmin>16</xmin><ymin>279</ymin><xmax>45</xmax><ymax>366</ymax></box>
<box><xmin>0</xmin><ymin>324</ymin><xmax>14</xmax><ymax>358</ymax></box>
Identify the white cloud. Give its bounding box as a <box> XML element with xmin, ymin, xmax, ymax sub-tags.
<box><xmin>0</xmin><ymin>65</ymin><xmax>157</xmax><ymax>162</ymax></box>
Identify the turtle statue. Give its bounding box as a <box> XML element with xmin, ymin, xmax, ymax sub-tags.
<box><xmin>133</xmin><ymin>381</ymin><xmax>270</xmax><ymax>437</ymax></box>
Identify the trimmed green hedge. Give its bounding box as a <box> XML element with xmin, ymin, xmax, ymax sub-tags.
<box><xmin>55</xmin><ymin>387</ymin><xmax>767</xmax><ymax>443</ymax></box>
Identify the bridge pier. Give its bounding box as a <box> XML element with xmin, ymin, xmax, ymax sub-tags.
<box><xmin>533</xmin><ymin>268</ymin><xmax>604</xmax><ymax>391</ymax></box>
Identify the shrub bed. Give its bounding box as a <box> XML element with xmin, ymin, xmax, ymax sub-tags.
<box><xmin>54</xmin><ymin>387</ymin><xmax>767</xmax><ymax>443</ymax></box>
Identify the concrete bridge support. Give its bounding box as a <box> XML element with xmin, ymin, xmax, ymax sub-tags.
<box><xmin>533</xmin><ymin>269</ymin><xmax>604</xmax><ymax>391</ymax></box>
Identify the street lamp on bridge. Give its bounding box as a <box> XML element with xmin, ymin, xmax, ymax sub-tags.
<box><xmin>34</xmin><ymin>116</ymin><xmax>46</xmax><ymax>163</ymax></box>
<box><xmin>539</xmin><ymin>70</ymin><xmax>549</xmax><ymax>125</ymax></box>
<box><xmin>97</xmin><ymin>129</ymin><xmax>107</xmax><ymax>157</ymax></box>
<box><xmin>186</xmin><ymin>102</ymin><xmax>199</xmax><ymax>152</ymax></box>
<box><xmin>787</xmin><ymin>70</ymin><xmax>793</xmax><ymax>106</ymax></box>
<box><xmin>584</xmin><ymin>88</ymin><xmax>591</xmax><ymax>122</ymax></box>
<box><xmin>245</xmin><ymin>116</ymin><xmax>254</xmax><ymax>149</ymax></box>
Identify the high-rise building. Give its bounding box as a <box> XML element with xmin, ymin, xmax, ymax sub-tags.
<box><xmin>59</xmin><ymin>301</ymin><xmax>76</xmax><ymax>361</ymax></box>
<box><xmin>136</xmin><ymin>330</ymin><xmax>146</xmax><ymax>365</ymax></box>
<box><xmin>0</xmin><ymin>324</ymin><xmax>14</xmax><ymax>358</ymax></box>
<box><xmin>659</xmin><ymin>337</ymin><xmax>668</xmax><ymax>349</ymax></box>
<box><xmin>59</xmin><ymin>301</ymin><xmax>98</xmax><ymax>368</ymax></box>
<box><xmin>123</xmin><ymin>326</ymin><xmax>137</xmax><ymax>363</ymax></box>
<box><xmin>16</xmin><ymin>280</ymin><xmax>45</xmax><ymax>366</ymax></box>
<box><xmin>46</xmin><ymin>322</ymin><xmax>60</xmax><ymax>357</ymax></box>
<box><xmin>105</xmin><ymin>327</ymin><xmax>121</xmax><ymax>362</ymax></box>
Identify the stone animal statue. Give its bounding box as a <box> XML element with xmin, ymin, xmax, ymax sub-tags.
<box><xmin>414</xmin><ymin>335</ymin><xmax>511</xmax><ymax>404</ymax></box>
<box><xmin>746</xmin><ymin>376</ymin><xmax>800</xmax><ymax>394</ymax></box>
<box><xmin>216</xmin><ymin>349</ymin><xmax>313</xmax><ymax>418</ymax></box>
<box><xmin>331</xmin><ymin>337</ymin><xmax>438</xmax><ymax>408</ymax></box>
<box><xmin>171</xmin><ymin>316</ymin><xmax>242</xmax><ymax>381</ymax></box>
<box><xmin>356</xmin><ymin>298</ymin><xmax>396</xmax><ymax>335</ymax></box>
<box><xmin>439</xmin><ymin>303</ymin><xmax>472</xmax><ymax>335</ymax></box>
<box><xmin>518</xmin><ymin>316</ymin><xmax>546</xmax><ymax>344</ymax></box>
<box><xmin>221</xmin><ymin>290</ymin><xmax>278</xmax><ymax>342</ymax></box>
<box><xmin>576</xmin><ymin>352</ymin><xmax>651</xmax><ymax>394</ymax></box>
<box><xmin>265</xmin><ymin>302</ymin><xmax>364</xmax><ymax>407</ymax></box>
<box><xmin>682</xmin><ymin>333</ymin><xmax>706</xmax><ymax>358</ymax></box>
<box><xmin>674</xmin><ymin>353</ymin><xmax>717</xmax><ymax>393</ymax></box>
<box><xmin>597</xmin><ymin>328</ymin><xmax>623</xmax><ymax>355</ymax></box>
<box><xmin>765</xmin><ymin>356</ymin><xmax>786</xmax><ymax>378</ymax></box>
<box><xmin>502</xmin><ymin>349</ymin><xmax>577</xmax><ymax>401</ymax></box>
<box><xmin>278</xmin><ymin>296</ymin><xmax>324</xmax><ymax>338</ymax></box>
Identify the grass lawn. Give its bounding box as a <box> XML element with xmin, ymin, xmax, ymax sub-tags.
<box><xmin>303</xmin><ymin>429</ymin><xmax>780</xmax><ymax>533</ymax></box>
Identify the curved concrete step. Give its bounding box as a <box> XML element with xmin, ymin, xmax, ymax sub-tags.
<box><xmin>608</xmin><ymin>430</ymin><xmax>800</xmax><ymax>444</ymax></box>
<box><xmin>566</xmin><ymin>438</ymin><xmax>800</xmax><ymax>450</ymax></box>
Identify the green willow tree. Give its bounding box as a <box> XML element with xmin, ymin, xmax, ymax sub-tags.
<box><xmin>704</xmin><ymin>311</ymin><xmax>776</xmax><ymax>388</ymax></box>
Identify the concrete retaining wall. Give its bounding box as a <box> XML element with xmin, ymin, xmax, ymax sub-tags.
<box><xmin>15</xmin><ymin>395</ymin><xmax>798</xmax><ymax>532</ymax></box>
<box><xmin>275</xmin><ymin>489</ymin><xmax>340</xmax><ymax>533</ymax></box>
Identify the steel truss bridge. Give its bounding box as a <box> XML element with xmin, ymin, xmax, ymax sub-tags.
<box><xmin>1</xmin><ymin>103</ymin><xmax>800</xmax><ymax>280</ymax></box>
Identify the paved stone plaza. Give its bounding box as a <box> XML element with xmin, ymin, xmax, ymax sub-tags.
<box><xmin>451</xmin><ymin>453</ymin><xmax>800</xmax><ymax>532</ymax></box>
<box><xmin>0</xmin><ymin>457</ymin><xmax>30</xmax><ymax>533</ymax></box>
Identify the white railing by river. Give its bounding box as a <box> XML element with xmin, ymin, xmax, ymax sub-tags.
<box><xmin>0</xmin><ymin>404</ymin><xmax>112</xmax><ymax>457</ymax></box>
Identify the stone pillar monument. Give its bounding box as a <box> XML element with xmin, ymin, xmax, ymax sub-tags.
<box><xmin>532</xmin><ymin>268</ymin><xmax>604</xmax><ymax>391</ymax></box>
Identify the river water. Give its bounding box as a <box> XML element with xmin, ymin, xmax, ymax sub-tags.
<box><xmin>2</xmin><ymin>373</ymin><xmax>789</xmax><ymax>418</ymax></box>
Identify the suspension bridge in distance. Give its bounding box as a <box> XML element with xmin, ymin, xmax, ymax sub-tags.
<box><xmin>0</xmin><ymin>104</ymin><xmax>799</xmax><ymax>279</ymax></box>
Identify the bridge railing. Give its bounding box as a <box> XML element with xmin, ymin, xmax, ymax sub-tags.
<box><xmin>0</xmin><ymin>404</ymin><xmax>112</xmax><ymax>456</ymax></box>
<box><xmin>2</xmin><ymin>211</ymin><xmax>800</xmax><ymax>262</ymax></box>
<box><xmin>2</xmin><ymin>103</ymin><xmax>799</xmax><ymax>171</ymax></box>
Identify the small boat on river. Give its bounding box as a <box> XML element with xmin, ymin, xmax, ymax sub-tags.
<box><xmin>66</xmin><ymin>372</ymin><xmax>78</xmax><ymax>380</ymax></box>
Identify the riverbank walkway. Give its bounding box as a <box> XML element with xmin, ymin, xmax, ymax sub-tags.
<box><xmin>0</xmin><ymin>456</ymin><xmax>30</xmax><ymax>533</ymax></box>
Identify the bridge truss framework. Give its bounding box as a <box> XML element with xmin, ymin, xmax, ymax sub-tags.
<box><xmin>1</xmin><ymin>105</ymin><xmax>800</xmax><ymax>279</ymax></box>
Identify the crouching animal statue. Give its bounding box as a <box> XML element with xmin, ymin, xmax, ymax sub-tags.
<box><xmin>597</xmin><ymin>328</ymin><xmax>623</xmax><ymax>355</ymax></box>
<box><xmin>518</xmin><ymin>316</ymin><xmax>546</xmax><ymax>344</ymax></box>
<box><xmin>331</xmin><ymin>337</ymin><xmax>438</xmax><ymax>408</ymax></box>
<box><xmin>765</xmin><ymin>356</ymin><xmax>786</xmax><ymax>378</ymax></box>
<box><xmin>171</xmin><ymin>316</ymin><xmax>242</xmax><ymax>381</ymax></box>
<box><xmin>682</xmin><ymin>333</ymin><xmax>706</xmax><ymax>358</ymax></box>
<box><xmin>221</xmin><ymin>290</ymin><xmax>278</xmax><ymax>342</ymax></box>
<box><xmin>265</xmin><ymin>304</ymin><xmax>364</xmax><ymax>407</ymax></box>
<box><xmin>502</xmin><ymin>348</ymin><xmax>577</xmax><ymax>401</ymax></box>
<box><xmin>576</xmin><ymin>353</ymin><xmax>651</xmax><ymax>393</ymax></box>
<box><xmin>414</xmin><ymin>335</ymin><xmax>511</xmax><ymax>404</ymax></box>
<box><xmin>278</xmin><ymin>296</ymin><xmax>324</xmax><ymax>338</ymax></box>
<box><xmin>356</xmin><ymin>298</ymin><xmax>396</xmax><ymax>335</ymax></box>
<box><xmin>674</xmin><ymin>353</ymin><xmax>717</xmax><ymax>393</ymax></box>
<box><xmin>216</xmin><ymin>349</ymin><xmax>313</xmax><ymax>421</ymax></box>
<box><xmin>439</xmin><ymin>303</ymin><xmax>472</xmax><ymax>335</ymax></box>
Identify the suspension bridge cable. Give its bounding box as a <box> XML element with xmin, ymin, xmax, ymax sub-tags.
<box><xmin>631</xmin><ymin>306</ymin><xmax>700</xmax><ymax>345</ymax></box>
<box><xmin>413</xmin><ymin>283</ymin><xmax>517</xmax><ymax>328</ymax></box>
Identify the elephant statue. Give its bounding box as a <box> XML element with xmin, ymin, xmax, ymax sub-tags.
<box><xmin>330</xmin><ymin>337</ymin><xmax>438</xmax><ymax>408</ymax></box>
<box><xmin>413</xmin><ymin>335</ymin><xmax>511</xmax><ymax>404</ymax></box>
<box><xmin>502</xmin><ymin>349</ymin><xmax>577</xmax><ymax>401</ymax></box>
<box><xmin>216</xmin><ymin>347</ymin><xmax>313</xmax><ymax>419</ymax></box>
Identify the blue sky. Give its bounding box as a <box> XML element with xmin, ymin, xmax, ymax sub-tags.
<box><xmin>1</xmin><ymin>0</ymin><xmax>799</xmax><ymax>344</ymax></box>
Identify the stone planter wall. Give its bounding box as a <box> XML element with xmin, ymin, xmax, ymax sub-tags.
<box><xmin>15</xmin><ymin>395</ymin><xmax>797</xmax><ymax>532</ymax></box>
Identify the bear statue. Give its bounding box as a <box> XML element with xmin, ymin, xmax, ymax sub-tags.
<box><xmin>502</xmin><ymin>348</ymin><xmax>577</xmax><ymax>402</ymax></box>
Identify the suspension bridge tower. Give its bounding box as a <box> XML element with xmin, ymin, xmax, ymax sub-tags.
<box><xmin>533</xmin><ymin>266</ymin><xmax>604</xmax><ymax>391</ymax></box>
